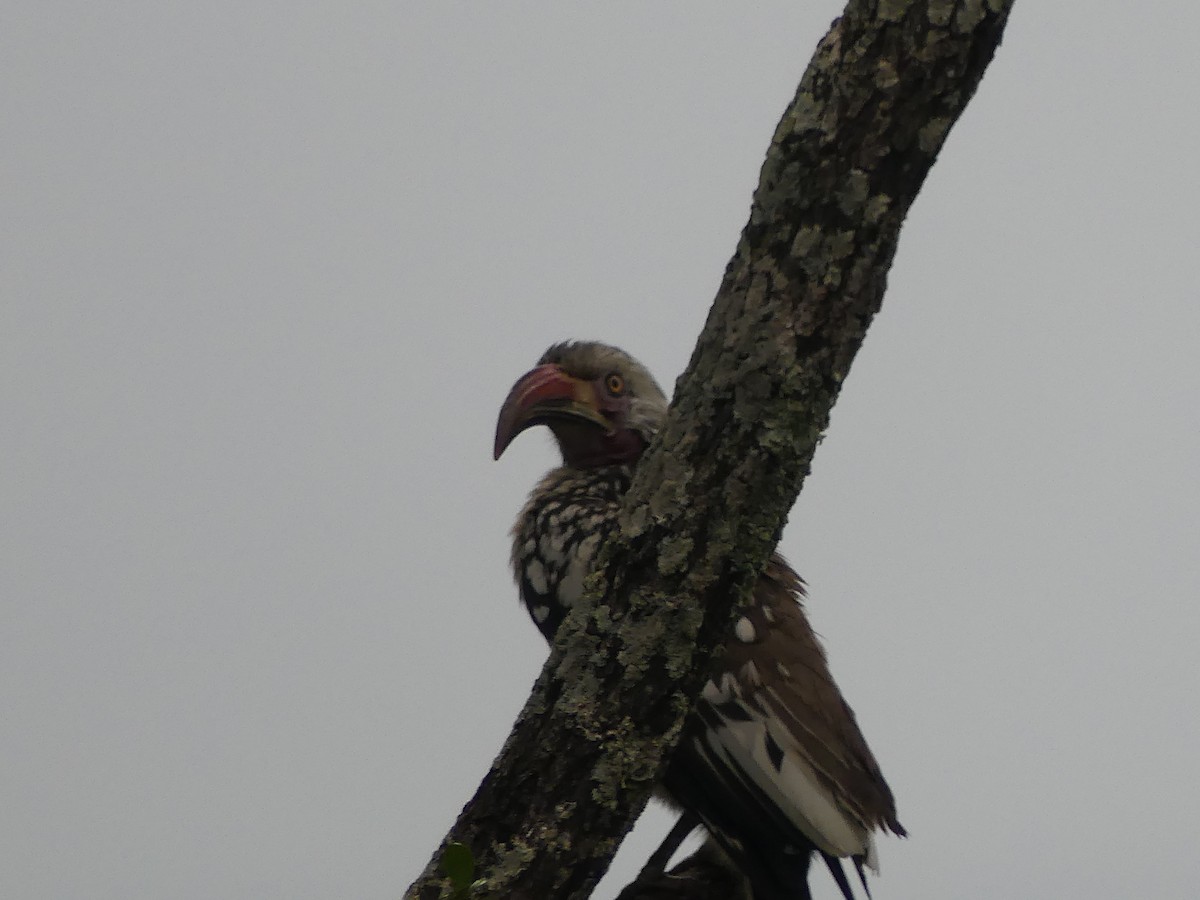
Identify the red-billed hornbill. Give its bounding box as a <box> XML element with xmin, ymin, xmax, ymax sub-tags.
<box><xmin>494</xmin><ymin>341</ymin><xmax>904</xmax><ymax>900</ymax></box>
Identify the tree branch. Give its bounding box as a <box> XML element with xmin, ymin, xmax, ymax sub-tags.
<box><xmin>407</xmin><ymin>2</ymin><xmax>1014</xmax><ymax>898</ymax></box>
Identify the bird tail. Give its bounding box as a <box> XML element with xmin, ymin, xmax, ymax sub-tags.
<box><xmin>820</xmin><ymin>852</ymin><xmax>861</xmax><ymax>900</ymax></box>
<box><xmin>852</xmin><ymin>855</ymin><xmax>873</xmax><ymax>899</ymax></box>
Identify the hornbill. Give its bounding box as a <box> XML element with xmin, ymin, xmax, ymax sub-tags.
<box><xmin>494</xmin><ymin>340</ymin><xmax>904</xmax><ymax>900</ymax></box>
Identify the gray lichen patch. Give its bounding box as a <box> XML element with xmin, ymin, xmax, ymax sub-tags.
<box><xmin>590</xmin><ymin>726</ymin><xmax>681</xmax><ymax>810</ymax></box>
<box><xmin>656</xmin><ymin>534</ymin><xmax>694</xmax><ymax>576</ymax></box>
<box><xmin>588</xmin><ymin>601</ymin><xmax>614</xmax><ymax>633</ymax></box>
<box><xmin>790</xmin><ymin>224</ymin><xmax>822</xmax><ymax>260</ymax></box>
<box><xmin>557</xmin><ymin>669</ymin><xmax>605</xmax><ymax>741</ymax></box>
<box><xmin>874</xmin><ymin>59</ymin><xmax>901</xmax><ymax>90</ymax></box>
<box><xmin>837</xmin><ymin>169</ymin><xmax>871</xmax><ymax>216</ymax></box>
<box><xmin>927</xmin><ymin>0</ymin><xmax>954</xmax><ymax>27</ymax></box>
<box><xmin>485</xmin><ymin>839</ymin><xmax>538</xmax><ymax>891</ymax></box>
<box><xmin>827</xmin><ymin>229</ymin><xmax>856</xmax><ymax>261</ymax></box>
<box><xmin>876</xmin><ymin>0</ymin><xmax>912</xmax><ymax>25</ymax></box>
<box><xmin>918</xmin><ymin>116</ymin><xmax>952</xmax><ymax>154</ymax></box>
<box><xmin>864</xmin><ymin>192</ymin><xmax>892</xmax><ymax>225</ymax></box>
<box><xmin>956</xmin><ymin>0</ymin><xmax>991</xmax><ymax>32</ymax></box>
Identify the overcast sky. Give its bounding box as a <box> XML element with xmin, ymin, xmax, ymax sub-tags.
<box><xmin>3</xmin><ymin>3</ymin><xmax>1199</xmax><ymax>899</ymax></box>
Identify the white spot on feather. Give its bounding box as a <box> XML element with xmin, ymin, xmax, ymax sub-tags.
<box><xmin>719</xmin><ymin>671</ymin><xmax>741</xmax><ymax>698</ymax></box>
<box><xmin>701</xmin><ymin>678</ymin><xmax>726</xmax><ymax>703</ymax></box>
<box><xmin>740</xmin><ymin>660</ymin><xmax>762</xmax><ymax>687</ymax></box>
<box><xmin>531</xmin><ymin>605</ymin><xmax>550</xmax><ymax>624</ymax></box>
<box><xmin>539</xmin><ymin>534</ymin><xmax>564</xmax><ymax>564</ymax></box>
<box><xmin>577</xmin><ymin>532</ymin><xmax>601</xmax><ymax>559</ymax></box>
<box><xmin>558</xmin><ymin>532</ymin><xmax>601</xmax><ymax>608</ymax></box>
<box><xmin>735</xmin><ymin>616</ymin><xmax>756</xmax><ymax>643</ymax></box>
<box><xmin>525</xmin><ymin>559</ymin><xmax>548</xmax><ymax>595</ymax></box>
<box><xmin>558</xmin><ymin>555</ymin><xmax>586</xmax><ymax>607</ymax></box>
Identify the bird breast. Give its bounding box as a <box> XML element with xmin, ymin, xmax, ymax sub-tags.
<box><xmin>510</xmin><ymin>465</ymin><xmax>628</xmax><ymax>639</ymax></box>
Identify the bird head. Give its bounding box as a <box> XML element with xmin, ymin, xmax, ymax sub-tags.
<box><xmin>493</xmin><ymin>341</ymin><xmax>669</xmax><ymax>468</ymax></box>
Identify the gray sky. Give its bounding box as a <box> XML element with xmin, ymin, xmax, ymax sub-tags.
<box><xmin>3</xmin><ymin>3</ymin><xmax>1198</xmax><ymax>899</ymax></box>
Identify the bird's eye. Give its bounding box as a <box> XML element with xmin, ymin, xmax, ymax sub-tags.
<box><xmin>604</xmin><ymin>373</ymin><xmax>625</xmax><ymax>396</ymax></box>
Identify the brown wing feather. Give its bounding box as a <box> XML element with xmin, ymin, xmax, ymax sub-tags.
<box><xmin>714</xmin><ymin>553</ymin><xmax>905</xmax><ymax>838</ymax></box>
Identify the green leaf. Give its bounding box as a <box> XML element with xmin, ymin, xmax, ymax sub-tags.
<box><xmin>441</xmin><ymin>842</ymin><xmax>475</xmax><ymax>891</ymax></box>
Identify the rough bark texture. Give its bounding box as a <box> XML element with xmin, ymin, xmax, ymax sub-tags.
<box><xmin>406</xmin><ymin>2</ymin><xmax>1014</xmax><ymax>899</ymax></box>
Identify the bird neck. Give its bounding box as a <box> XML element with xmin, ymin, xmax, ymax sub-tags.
<box><xmin>552</xmin><ymin>423</ymin><xmax>646</xmax><ymax>468</ymax></box>
<box><xmin>522</xmin><ymin>465</ymin><xmax>634</xmax><ymax>525</ymax></box>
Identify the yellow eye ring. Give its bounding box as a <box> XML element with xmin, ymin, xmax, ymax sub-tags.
<box><xmin>605</xmin><ymin>373</ymin><xmax>625</xmax><ymax>396</ymax></box>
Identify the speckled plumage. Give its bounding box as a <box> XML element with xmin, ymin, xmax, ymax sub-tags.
<box><xmin>498</xmin><ymin>341</ymin><xmax>903</xmax><ymax>900</ymax></box>
<box><xmin>511</xmin><ymin>465</ymin><xmax>628</xmax><ymax>637</ymax></box>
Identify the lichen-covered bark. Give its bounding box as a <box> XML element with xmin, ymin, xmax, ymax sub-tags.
<box><xmin>406</xmin><ymin>2</ymin><xmax>1014</xmax><ymax>898</ymax></box>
